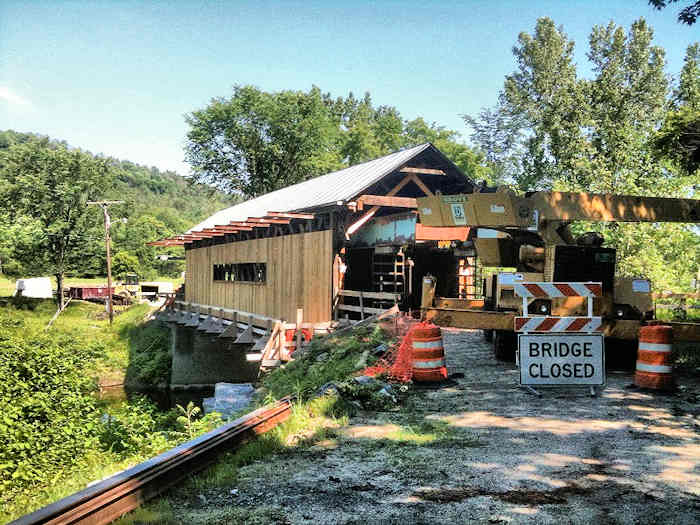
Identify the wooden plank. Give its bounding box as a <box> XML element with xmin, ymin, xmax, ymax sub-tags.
<box><xmin>346</xmin><ymin>173</ymin><xmax>433</xmax><ymax>238</ymax></box>
<box><xmin>424</xmin><ymin>308</ymin><xmax>516</xmax><ymax>331</ymax></box>
<box><xmin>338</xmin><ymin>290</ymin><xmax>401</xmax><ymax>301</ymax></box>
<box><xmin>182</xmin><ymin>230</ymin><xmax>332</xmax><ymax>323</ymax></box>
<box><xmin>265</xmin><ymin>212</ymin><xmax>315</xmax><ymax>219</ymax></box>
<box><xmin>666</xmin><ymin>321</ymin><xmax>700</xmax><ymax>343</ymax></box>
<box><xmin>336</xmin><ymin>304</ymin><xmax>387</xmax><ymax>315</ymax></box>
<box><xmin>356</xmin><ymin>195</ymin><xmax>417</xmax><ymax>209</ymax></box>
<box><xmin>400</xmin><ymin>166</ymin><xmax>446</xmax><ymax>175</ymax></box>
<box><xmin>406</xmin><ymin>173</ymin><xmax>434</xmax><ymax>197</ymax></box>
<box><xmin>434</xmin><ymin>298</ymin><xmax>485</xmax><ymax>309</ymax></box>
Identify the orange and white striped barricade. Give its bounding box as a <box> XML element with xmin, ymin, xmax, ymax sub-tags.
<box><xmin>514</xmin><ymin>281</ymin><xmax>605</xmax><ymax>397</ymax></box>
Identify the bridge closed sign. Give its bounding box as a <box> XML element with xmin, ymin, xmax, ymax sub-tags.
<box><xmin>519</xmin><ymin>333</ymin><xmax>605</xmax><ymax>386</ymax></box>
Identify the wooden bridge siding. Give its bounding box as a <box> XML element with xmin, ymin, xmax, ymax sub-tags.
<box><xmin>184</xmin><ymin>230</ymin><xmax>333</xmax><ymax>323</ymax></box>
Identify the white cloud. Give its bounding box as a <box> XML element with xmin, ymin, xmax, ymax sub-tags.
<box><xmin>0</xmin><ymin>86</ymin><xmax>32</xmax><ymax>108</ymax></box>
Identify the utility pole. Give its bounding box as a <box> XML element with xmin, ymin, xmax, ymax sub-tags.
<box><xmin>88</xmin><ymin>201</ymin><xmax>124</xmax><ymax>324</ymax></box>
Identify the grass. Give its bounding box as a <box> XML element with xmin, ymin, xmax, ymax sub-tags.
<box><xmin>260</xmin><ymin>324</ymin><xmax>393</xmax><ymax>400</ymax></box>
<box><xmin>0</xmin><ymin>297</ymin><xmax>181</xmax><ymax>523</ymax></box>
<box><xmin>113</xmin><ymin>324</ymin><xmax>395</xmax><ymax>524</ymax></box>
<box><xmin>115</xmin><ymin>395</ymin><xmax>348</xmax><ymax>525</ymax></box>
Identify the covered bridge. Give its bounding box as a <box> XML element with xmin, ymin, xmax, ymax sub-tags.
<box><xmin>152</xmin><ymin>143</ymin><xmax>479</xmax><ymax>384</ymax></box>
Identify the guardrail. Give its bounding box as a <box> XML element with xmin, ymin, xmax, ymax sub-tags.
<box><xmin>11</xmin><ymin>397</ymin><xmax>294</xmax><ymax>525</ymax></box>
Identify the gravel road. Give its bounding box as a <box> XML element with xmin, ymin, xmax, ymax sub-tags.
<box><xmin>174</xmin><ymin>329</ymin><xmax>700</xmax><ymax>524</ymax></box>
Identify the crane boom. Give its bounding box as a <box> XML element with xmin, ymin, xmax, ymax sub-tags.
<box><xmin>417</xmin><ymin>190</ymin><xmax>700</xmax><ymax>230</ymax></box>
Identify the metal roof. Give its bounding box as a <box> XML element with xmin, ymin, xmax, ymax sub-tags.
<box><xmin>189</xmin><ymin>143</ymin><xmax>433</xmax><ymax>232</ymax></box>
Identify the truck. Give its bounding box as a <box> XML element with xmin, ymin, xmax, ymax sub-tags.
<box><xmin>417</xmin><ymin>189</ymin><xmax>700</xmax><ymax>362</ymax></box>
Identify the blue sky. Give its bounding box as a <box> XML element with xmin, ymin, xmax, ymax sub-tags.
<box><xmin>1</xmin><ymin>1</ymin><xmax>697</xmax><ymax>175</ymax></box>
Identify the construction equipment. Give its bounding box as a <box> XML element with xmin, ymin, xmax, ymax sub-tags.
<box><xmin>417</xmin><ymin>189</ymin><xmax>700</xmax><ymax>361</ymax></box>
<box><xmin>120</xmin><ymin>273</ymin><xmax>174</xmax><ymax>301</ymax></box>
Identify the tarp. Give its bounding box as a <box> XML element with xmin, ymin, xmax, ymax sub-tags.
<box><xmin>15</xmin><ymin>277</ymin><xmax>53</xmax><ymax>299</ymax></box>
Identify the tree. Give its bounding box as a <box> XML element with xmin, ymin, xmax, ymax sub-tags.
<box><xmin>649</xmin><ymin>0</ymin><xmax>700</xmax><ymax>25</ymax></box>
<box><xmin>465</xmin><ymin>17</ymin><xmax>699</xmax><ymax>291</ymax></box>
<box><xmin>584</xmin><ymin>19</ymin><xmax>668</xmax><ymax>194</ymax></box>
<box><xmin>0</xmin><ymin>143</ymin><xmax>113</xmax><ymax>304</ymax></box>
<box><xmin>653</xmin><ymin>44</ymin><xmax>700</xmax><ymax>176</ymax></box>
<box><xmin>112</xmin><ymin>251</ymin><xmax>140</xmax><ymax>279</ymax></box>
<box><xmin>653</xmin><ymin>107</ymin><xmax>700</xmax><ymax>175</ymax></box>
<box><xmin>465</xmin><ymin>18</ymin><xmax>588</xmax><ymax>190</ymax></box>
<box><xmin>675</xmin><ymin>43</ymin><xmax>700</xmax><ymax>109</ymax></box>
<box><xmin>185</xmin><ymin>85</ymin><xmax>488</xmax><ymax>198</ymax></box>
<box><xmin>111</xmin><ymin>215</ymin><xmax>174</xmax><ymax>279</ymax></box>
<box><xmin>185</xmin><ymin>85</ymin><xmax>342</xmax><ymax>198</ymax></box>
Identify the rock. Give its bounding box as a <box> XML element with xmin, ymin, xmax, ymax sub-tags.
<box><xmin>377</xmin><ymin>385</ymin><xmax>395</xmax><ymax>398</ymax></box>
<box><xmin>230</xmin><ymin>488</ymin><xmax>239</xmax><ymax>496</ymax></box>
<box><xmin>354</xmin><ymin>349</ymin><xmax>370</xmax><ymax>370</ymax></box>
<box><xmin>317</xmin><ymin>382</ymin><xmax>340</xmax><ymax>396</ymax></box>
<box><xmin>202</xmin><ymin>397</ymin><xmax>216</xmax><ymax>414</ymax></box>
<box><xmin>353</xmin><ymin>375</ymin><xmax>375</xmax><ymax>385</ymax></box>
<box><xmin>373</xmin><ymin>343</ymin><xmax>389</xmax><ymax>356</ymax></box>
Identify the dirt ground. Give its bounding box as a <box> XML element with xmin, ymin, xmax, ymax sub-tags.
<box><xmin>176</xmin><ymin>329</ymin><xmax>700</xmax><ymax>524</ymax></box>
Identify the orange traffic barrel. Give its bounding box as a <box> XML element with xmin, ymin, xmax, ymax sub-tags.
<box><xmin>635</xmin><ymin>325</ymin><xmax>674</xmax><ymax>391</ymax></box>
<box><xmin>411</xmin><ymin>323</ymin><xmax>448</xmax><ymax>382</ymax></box>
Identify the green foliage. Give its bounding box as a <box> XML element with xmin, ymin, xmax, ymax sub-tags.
<box><xmin>261</xmin><ymin>325</ymin><xmax>391</xmax><ymax>401</ymax></box>
<box><xmin>121</xmin><ymin>314</ymin><xmax>172</xmax><ymax>387</ymax></box>
<box><xmin>185</xmin><ymin>85</ymin><xmax>485</xmax><ymax>198</ymax></box>
<box><xmin>186</xmin><ymin>85</ymin><xmax>342</xmax><ymax>197</ymax></box>
<box><xmin>99</xmin><ymin>396</ymin><xmax>171</xmax><ymax>456</ymax></box>
<box><xmin>649</xmin><ymin>0</ymin><xmax>700</xmax><ymax>25</ymax></box>
<box><xmin>466</xmin><ymin>17</ymin><xmax>699</xmax><ymax>291</ymax></box>
<box><xmin>0</xmin><ymin>141</ymin><xmax>113</xmax><ymax>300</ymax></box>
<box><xmin>653</xmin><ymin>107</ymin><xmax>700</xmax><ymax>176</ymax></box>
<box><xmin>176</xmin><ymin>401</ymin><xmax>202</xmax><ymax>439</ymax></box>
<box><xmin>0</xmin><ymin>301</ymin><xmax>227</xmax><ymax>522</ymax></box>
<box><xmin>112</xmin><ymin>250</ymin><xmax>141</xmax><ymax>278</ymax></box>
<box><xmin>0</xmin><ymin>314</ymin><xmax>101</xmax><ymax>501</ymax></box>
<box><xmin>0</xmin><ymin>129</ymin><xmax>234</xmax><ymax>281</ymax></box>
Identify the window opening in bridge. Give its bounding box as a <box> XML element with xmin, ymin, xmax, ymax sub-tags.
<box><xmin>213</xmin><ymin>263</ymin><xmax>266</xmax><ymax>283</ymax></box>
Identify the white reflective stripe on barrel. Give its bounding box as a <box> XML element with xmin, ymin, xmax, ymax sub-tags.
<box><xmin>636</xmin><ymin>362</ymin><xmax>673</xmax><ymax>374</ymax></box>
<box><xmin>413</xmin><ymin>359</ymin><xmax>447</xmax><ymax>368</ymax></box>
<box><xmin>412</xmin><ymin>339</ymin><xmax>444</xmax><ymax>349</ymax></box>
<box><xmin>638</xmin><ymin>342</ymin><xmax>672</xmax><ymax>352</ymax></box>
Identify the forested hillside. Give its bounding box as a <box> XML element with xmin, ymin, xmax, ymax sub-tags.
<box><xmin>0</xmin><ymin>130</ymin><xmax>236</xmax><ymax>281</ymax></box>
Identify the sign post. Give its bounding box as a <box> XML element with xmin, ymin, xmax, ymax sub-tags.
<box><xmin>514</xmin><ymin>281</ymin><xmax>605</xmax><ymax>397</ymax></box>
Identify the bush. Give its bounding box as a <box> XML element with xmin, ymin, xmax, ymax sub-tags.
<box><xmin>0</xmin><ymin>316</ymin><xmax>102</xmax><ymax>500</ymax></box>
<box><xmin>261</xmin><ymin>325</ymin><xmax>391</xmax><ymax>400</ymax></box>
<box><xmin>99</xmin><ymin>396</ymin><xmax>173</xmax><ymax>456</ymax></box>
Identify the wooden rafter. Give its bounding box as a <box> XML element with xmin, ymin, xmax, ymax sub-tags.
<box><xmin>406</xmin><ymin>173</ymin><xmax>434</xmax><ymax>197</ymax></box>
<box><xmin>229</xmin><ymin>221</ymin><xmax>271</xmax><ymax>228</ymax></box>
<box><xmin>400</xmin><ymin>166</ymin><xmax>445</xmax><ymax>176</ymax></box>
<box><xmin>246</xmin><ymin>217</ymin><xmax>291</xmax><ymax>225</ymax></box>
<box><xmin>356</xmin><ymin>195</ymin><xmax>417</xmax><ymax>210</ymax></box>
<box><xmin>346</xmin><ymin>173</ymin><xmax>427</xmax><ymax>238</ymax></box>
<box><xmin>265</xmin><ymin>211</ymin><xmax>315</xmax><ymax>220</ymax></box>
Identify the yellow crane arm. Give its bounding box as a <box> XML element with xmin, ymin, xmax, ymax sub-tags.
<box><xmin>417</xmin><ymin>190</ymin><xmax>700</xmax><ymax>229</ymax></box>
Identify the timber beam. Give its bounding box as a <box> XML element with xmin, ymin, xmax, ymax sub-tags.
<box><xmin>265</xmin><ymin>211</ymin><xmax>315</xmax><ymax>220</ymax></box>
<box><xmin>356</xmin><ymin>195</ymin><xmax>417</xmax><ymax>210</ymax></box>
<box><xmin>400</xmin><ymin>166</ymin><xmax>445</xmax><ymax>176</ymax></box>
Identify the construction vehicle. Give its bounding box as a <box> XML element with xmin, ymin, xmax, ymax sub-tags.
<box><xmin>117</xmin><ymin>273</ymin><xmax>175</xmax><ymax>302</ymax></box>
<box><xmin>417</xmin><ymin>189</ymin><xmax>700</xmax><ymax>362</ymax></box>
